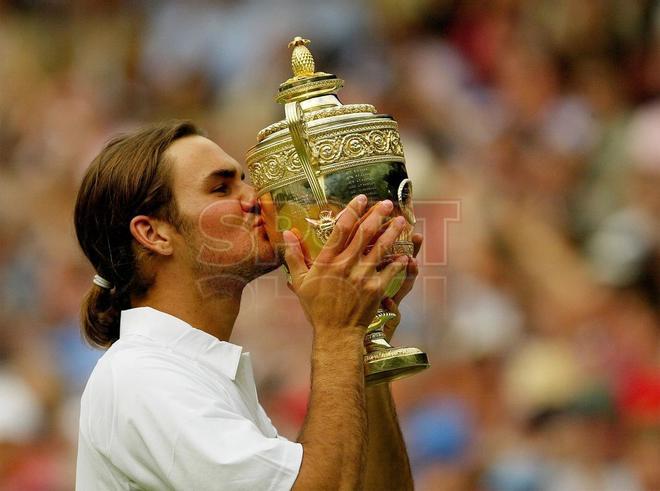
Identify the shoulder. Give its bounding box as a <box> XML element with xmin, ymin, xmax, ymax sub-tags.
<box><xmin>80</xmin><ymin>338</ymin><xmax>229</xmax><ymax>433</ymax></box>
<box><xmin>80</xmin><ymin>338</ymin><xmax>234</xmax><ymax>457</ymax></box>
<box><xmin>79</xmin><ymin>341</ymin><xmax>303</xmax><ymax>490</ymax></box>
<box><xmin>92</xmin><ymin>338</ymin><xmax>230</xmax><ymax>403</ymax></box>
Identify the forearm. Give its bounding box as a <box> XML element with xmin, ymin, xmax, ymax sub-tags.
<box><xmin>364</xmin><ymin>384</ymin><xmax>413</xmax><ymax>491</ymax></box>
<box><xmin>293</xmin><ymin>329</ymin><xmax>368</xmax><ymax>491</ymax></box>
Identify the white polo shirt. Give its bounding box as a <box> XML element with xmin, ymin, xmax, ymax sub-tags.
<box><xmin>76</xmin><ymin>307</ymin><xmax>302</xmax><ymax>490</ymax></box>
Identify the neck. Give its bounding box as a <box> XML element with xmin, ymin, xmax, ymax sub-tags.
<box><xmin>132</xmin><ymin>272</ymin><xmax>243</xmax><ymax>342</ymax></box>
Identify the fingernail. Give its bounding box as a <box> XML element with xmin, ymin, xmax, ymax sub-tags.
<box><xmin>357</xmin><ymin>194</ymin><xmax>367</xmax><ymax>204</ymax></box>
<box><xmin>395</xmin><ymin>216</ymin><xmax>405</xmax><ymax>226</ymax></box>
<box><xmin>381</xmin><ymin>200</ymin><xmax>393</xmax><ymax>210</ymax></box>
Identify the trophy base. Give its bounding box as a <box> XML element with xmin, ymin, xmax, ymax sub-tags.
<box><xmin>364</xmin><ymin>347</ymin><xmax>429</xmax><ymax>386</ymax></box>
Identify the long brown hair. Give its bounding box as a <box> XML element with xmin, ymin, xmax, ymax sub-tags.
<box><xmin>74</xmin><ymin>120</ymin><xmax>201</xmax><ymax>348</ymax></box>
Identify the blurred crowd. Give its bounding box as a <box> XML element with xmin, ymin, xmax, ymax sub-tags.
<box><xmin>1</xmin><ymin>0</ymin><xmax>659</xmax><ymax>490</ymax></box>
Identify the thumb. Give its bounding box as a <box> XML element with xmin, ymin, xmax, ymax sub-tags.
<box><xmin>283</xmin><ymin>230</ymin><xmax>309</xmax><ymax>287</ymax></box>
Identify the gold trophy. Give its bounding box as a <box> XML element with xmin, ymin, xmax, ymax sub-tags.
<box><xmin>246</xmin><ymin>37</ymin><xmax>429</xmax><ymax>385</ymax></box>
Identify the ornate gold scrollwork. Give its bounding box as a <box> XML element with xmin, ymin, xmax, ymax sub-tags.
<box><xmin>248</xmin><ymin>121</ymin><xmax>405</xmax><ymax>193</ymax></box>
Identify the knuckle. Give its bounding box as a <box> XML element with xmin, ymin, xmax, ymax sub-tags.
<box><xmin>385</xmin><ymin>223</ymin><xmax>400</xmax><ymax>236</ymax></box>
<box><xmin>378</xmin><ymin>233</ymin><xmax>395</xmax><ymax>247</ymax></box>
<box><xmin>348</xmin><ymin>268</ymin><xmax>363</xmax><ymax>283</ymax></box>
<box><xmin>339</xmin><ymin>264</ymin><xmax>352</xmax><ymax>278</ymax></box>
<box><xmin>333</xmin><ymin>259</ymin><xmax>351</xmax><ymax>277</ymax></box>
<box><xmin>364</xmin><ymin>280</ymin><xmax>382</xmax><ymax>296</ymax></box>
<box><xmin>390</xmin><ymin>222</ymin><xmax>404</xmax><ymax>235</ymax></box>
<box><xmin>347</xmin><ymin>202</ymin><xmax>361</xmax><ymax>215</ymax></box>
<box><xmin>352</xmin><ymin>271</ymin><xmax>369</xmax><ymax>288</ymax></box>
<box><xmin>361</xmin><ymin>224</ymin><xmax>377</xmax><ymax>236</ymax></box>
<box><xmin>325</xmin><ymin>242</ymin><xmax>341</xmax><ymax>256</ymax></box>
<box><xmin>363</xmin><ymin>283</ymin><xmax>377</xmax><ymax>296</ymax></box>
<box><xmin>372</xmin><ymin>243</ymin><xmax>386</xmax><ymax>256</ymax></box>
<box><xmin>335</xmin><ymin>221</ymin><xmax>350</xmax><ymax>235</ymax></box>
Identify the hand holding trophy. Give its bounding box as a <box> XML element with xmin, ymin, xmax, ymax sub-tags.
<box><xmin>246</xmin><ymin>37</ymin><xmax>429</xmax><ymax>385</ymax></box>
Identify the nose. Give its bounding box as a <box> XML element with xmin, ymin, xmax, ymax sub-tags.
<box><xmin>240</xmin><ymin>184</ymin><xmax>260</xmax><ymax>215</ymax></box>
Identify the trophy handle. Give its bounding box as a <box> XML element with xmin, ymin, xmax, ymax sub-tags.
<box><xmin>284</xmin><ymin>101</ymin><xmax>328</xmax><ymax>209</ymax></box>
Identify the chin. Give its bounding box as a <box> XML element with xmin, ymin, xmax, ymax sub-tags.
<box><xmin>251</xmin><ymin>262</ymin><xmax>279</xmax><ymax>280</ymax></box>
<box><xmin>252</xmin><ymin>240</ymin><xmax>281</xmax><ymax>276</ymax></box>
<box><xmin>256</xmin><ymin>225</ymin><xmax>280</xmax><ymax>260</ymax></box>
<box><xmin>191</xmin><ymin>229</ymin><xmax>281</xmax><ymax>294</ymax></box>
<box><xmin>194</xmin><ymin>254</ymin><xmax>278</xmax><ymax>298</ymax></box>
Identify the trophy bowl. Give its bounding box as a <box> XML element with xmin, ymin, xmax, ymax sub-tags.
<box><xmin>246</xmin><ymin>37</ymin><xmax>429</xmax><ymax>385</ymax></box>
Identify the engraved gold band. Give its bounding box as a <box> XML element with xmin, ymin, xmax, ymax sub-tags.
<box><xmin>247</xmin><ymin>118</ymin><xmax>404</xmax><ymax>195</ymax></box>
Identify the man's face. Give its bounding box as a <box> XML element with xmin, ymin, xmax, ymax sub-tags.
<box><xmin>165</xmin><ymin>135</ymin><xmax>278</xmax><ymax>295</ymax></box>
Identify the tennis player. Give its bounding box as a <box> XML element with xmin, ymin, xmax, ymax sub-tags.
<box><xmin>74</xmin><ymin>121</ymin><xmax>420</xmax><ymax>490</ymax></box>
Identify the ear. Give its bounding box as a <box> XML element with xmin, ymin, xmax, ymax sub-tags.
<box><xmin>129</xmin><ymin>215</ymin><xmax>174</xmax><ymax>256</ymax></box>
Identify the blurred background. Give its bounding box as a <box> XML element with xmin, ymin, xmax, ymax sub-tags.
<box><xmin>1</xmin><ymin>0</ymin><xmax>659</xmax><ymax>489</ymax></box>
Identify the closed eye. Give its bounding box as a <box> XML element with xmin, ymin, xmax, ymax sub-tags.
<box><xmin>213</xmin><ymin>184</ymin><xmax>229</xmax><ymax>194</ymax></box>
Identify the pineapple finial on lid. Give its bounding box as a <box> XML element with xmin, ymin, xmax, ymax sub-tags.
<box><xmin>288</xmin><ymin>37</ymin><xmax>315</xmax><ymax>78</ymax></box>
<box><xmin>276</xmin><ymin>36</ymin><xmax>344</xmax><ymax>104</ymax></box>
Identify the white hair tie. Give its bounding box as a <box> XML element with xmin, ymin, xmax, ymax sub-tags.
<box><xmin>93</xmin><ymin>274</ymin><xmax>113</xmax><ymax>290</ymax></box>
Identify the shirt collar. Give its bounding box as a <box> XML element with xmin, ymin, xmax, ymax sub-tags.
<box><xmin>119</xmin><ymin>307</ymin><xmax>243</xmax><ymax>381</ymax></box>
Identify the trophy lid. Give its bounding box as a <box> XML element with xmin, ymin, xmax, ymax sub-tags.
<box><xmin>275</xmin><ymin>37</ymin><xmax>344</xmax><ymax>104</ymax></box>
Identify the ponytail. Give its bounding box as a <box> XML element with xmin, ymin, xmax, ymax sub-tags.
<box><xmin>80</xmin><ymin>284</ymin><xmax>125</xmax><ymax>348</ymax></box>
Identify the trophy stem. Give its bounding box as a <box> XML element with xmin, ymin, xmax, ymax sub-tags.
<box><xmin>363</xmin><ymin>308</ymin><xmax>430</xmax><ymax>386</ymax></box>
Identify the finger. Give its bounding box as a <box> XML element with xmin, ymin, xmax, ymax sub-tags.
<box><xmin>283</xmin><ymin>230</ymin><xmax>309</xmax><ymax>287</ymax></box>
<box><xmin>364</xmin><ymin>225</ymin><xmax>420</xmax><ymax>260</ymax></box>
<box><xmin>412</xmin><ymin>233</ymin><xmax>423</xmax><ymax>258</ymax></box>
<box><xmin>342</xmin><ymin>200</ymin><xmax>394</xmax><ymax>261</ymax></box>
<box><xmin>316</xmin><ymin>194</ymin><xmax>368</xmax><ymax>263</ymax></box>
<box><xmin>361</xmin><ymin>216</ymin><xmax>393</xmax><ymax>255</ymax></box>
<box><xmin>291</xmin><ymin>227</ymin><xmax>313</xmax><ymax>268</ymax></box>
<box><xmin>392</xmin><ymin>257</ymin><xmax>419</xmax><ymax>305</ymax></box>
<box><xmin>362</xmin><ymin>216</ymin><xmax>407</xmax><ymax>269</ymax></box>
<box><xmin>344</xmin><ymin>200</ymin><xmax>384</xmax><ymax>246</ymax></box>
<box><xmin>374</xmin><ymin>255</ymin><xmax>409</xmax><ymax>293</ymax></box>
